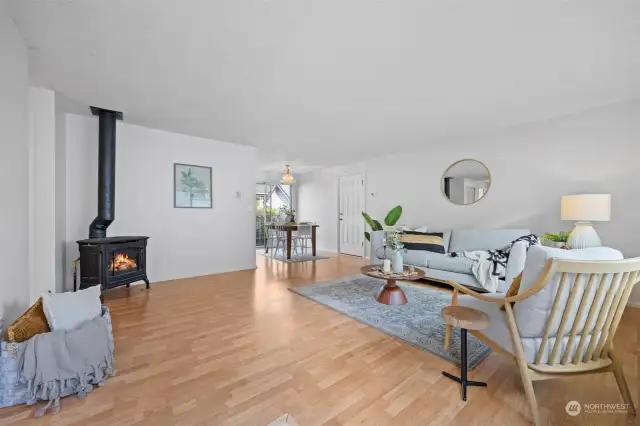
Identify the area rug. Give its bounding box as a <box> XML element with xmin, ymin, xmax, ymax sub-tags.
<box><xmin>289</xmin><ymin>275</ymin><xmax>491</xmax><ymax>369</ymax></box>
<box><xmin>257</xmin><ymin>252</ymin><xmax>331</xmax><ymax>263</ymax></box>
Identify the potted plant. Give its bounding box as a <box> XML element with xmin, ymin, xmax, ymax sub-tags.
<box><xmin>362</xmin><ymin>205</ymin><xmax>403</xmax><ymax>241</ymax></box>
<box><xmin>385</xmin><ymin>230</ymin><xmax>406</xmax><ymax>273</ymax></box>
<box><xmin>542</xmin><ymin>231</ymin><xmax>571</xmax><ymax>249</ymax></box>
<box><xmin>279</xmin><ymin>205</ymin><xmax>296</xmax><ymax>223</ymax></box>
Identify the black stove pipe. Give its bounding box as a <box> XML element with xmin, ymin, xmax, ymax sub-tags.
<box><xmin>89</xmin><ymin>106</ymin><xmax>123</xmax><ymax>239</ymax></box>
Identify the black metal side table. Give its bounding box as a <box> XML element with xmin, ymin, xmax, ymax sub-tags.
<box><xmin>441</xmin><ymin>305</ymin><xmax>490</xmax><ymax>401</ymax></box>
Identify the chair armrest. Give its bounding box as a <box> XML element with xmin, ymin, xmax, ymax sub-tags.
<box><xmin>446</xmin><ymin>279</ymin><xmax>545</xmax><ymax>304</ymax></box>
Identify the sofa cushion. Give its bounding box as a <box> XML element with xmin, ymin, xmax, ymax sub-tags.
<box><xmin>448</xmin><ymin>229</ymin><xmax>531</xmax><ymax>253</ymax></box>
<box><xmin>427</xmin><ymin>253</ymin><xmax>474</xmax><ymax>275</ymax></box>
<box><xmin>402</xmin><ymin>250</ymin><xmax>431</xmax><ymax>267</ymax></box>
<box><xmin>419</xmin><ymin>267</ymin><xmax>484</xmax><ymax>290</ymax></box>
<box><xmin>514</xmin><ymin>245</ymin><xmax>623</xmax><ymax>338</ymax></box>
<box><xmin>400</xmin><ymin>231</ymin><xmax>445</xmax><ymax>253</ymax></box>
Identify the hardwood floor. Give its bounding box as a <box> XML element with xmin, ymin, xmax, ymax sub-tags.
<box><xmin>1</xmin><ymin>254</ymin><xmax>638</xmax><ymax>425</ymax></box>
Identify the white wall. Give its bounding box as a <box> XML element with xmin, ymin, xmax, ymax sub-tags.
<box><xmin>0</xmin><ymin>1</ymin><xmax>29</xmax><ymax>322</ymax></box>
<box><xmin>65</xmin><ymin>114</ymin><xmax>257</xmax><ymax>289</ymax></box>
<box><xmin>297</xmin><ymin>101</ymin><xmax>640</xmax><ymax>304</ymax></box>
<box><xmin>54</xmin><ymin>94</ymin><xmax>67</xmax><ymax>293</ymax></box>
<box><xmin>28</xmin><ymin>87</ymin><xmax>57</xmax><ymax>301</ymax></box>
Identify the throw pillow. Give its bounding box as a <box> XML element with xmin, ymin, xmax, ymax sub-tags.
<box><xmin>4</xmin><ymin>297</ymin><xmax>51</xmax><ymax>343</ymax></box>
<box><xmin>500</xmin><ymin>272</ymin><xmax>523</xmax><ymax>311</ymax></box>
<box><xmin>42</xmin><ymin>285</ymin><xmax>102</xmax><ymax>331</ymax></box>
<box><xmin>400</xmin><ymin>231</ymin><xmax>445</xmax><ymax>253</ymax></box>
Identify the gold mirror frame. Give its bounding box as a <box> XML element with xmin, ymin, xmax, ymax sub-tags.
<box><xmin>441</xmin><ymin>159</ymin><xmax>492</xmax><ymax>205</ymax></box>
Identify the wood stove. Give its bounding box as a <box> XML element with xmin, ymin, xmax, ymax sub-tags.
<box><xmin>77</xmin><ymin>236</ymin><xmax>150</xmax><ymax>291</ymax></box>
<box><xmin>76</xmin><ymin>107</ymin><xmax>151</xmax><ymax>292</ymax></box>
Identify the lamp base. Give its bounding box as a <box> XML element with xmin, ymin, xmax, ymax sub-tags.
<box><xmin>567</xmin><ymin>222</ymin><xmax>602</xmax><ymax>249</ymax></box>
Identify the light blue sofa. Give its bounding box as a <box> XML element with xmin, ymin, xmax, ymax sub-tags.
<box><xmin>369</xmin><ymin>229</ymin><xmax>531</xmax><ymax>293</ymax></box>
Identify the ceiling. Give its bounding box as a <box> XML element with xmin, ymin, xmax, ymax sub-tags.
<box><xmin>10</xmin><ymin>1</ymin><xmax>640</xmax><ymax>170</ymax></box>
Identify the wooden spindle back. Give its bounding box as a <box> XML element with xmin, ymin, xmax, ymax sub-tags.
<box><xmin>528</xmin><ymin>258</ymin><xmax>640</xmax><ymax>373</ymax></box>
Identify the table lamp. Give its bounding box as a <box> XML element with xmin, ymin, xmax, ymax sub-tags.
<box><xmin>561</xmin><ymin>194</ymin><xmax>611</xmax><ymax>249</ymax></box>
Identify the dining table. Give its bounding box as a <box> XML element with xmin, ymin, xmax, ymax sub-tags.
<box><xmin>265</xmin><ymin>224</ymin><xmax>320</xmax><ymax>260</ymax></box>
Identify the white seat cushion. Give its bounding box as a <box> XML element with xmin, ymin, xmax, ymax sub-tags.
<box><xmin>457</xmin><ymin>294</ymin><xmax>515</xmax><ymax>355</ymax></box>
<box><xmin>457</xmin><ymin>294</ymin><xmax>601</xmax><ymax>363</ymax></box>
<box><xmin>515</xmin><ymin>245</ymin><xmax>623</xmax><ymax>338</ymax></box>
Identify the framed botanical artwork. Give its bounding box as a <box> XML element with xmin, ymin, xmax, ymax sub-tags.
<box><xmin>174</xmin><ymin>163</ymin><xmax>212</xmax><ymax>208</ymax></box>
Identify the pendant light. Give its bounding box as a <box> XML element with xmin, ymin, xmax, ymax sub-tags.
<box><xmin>280</xmin><ymin>165</ymin><xmax>296</xmax><ymax>185</ymax></box>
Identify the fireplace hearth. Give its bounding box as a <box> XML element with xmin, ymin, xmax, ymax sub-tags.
<box><xmin>76</xmin><ymin>106</ymin><xmax>151</xmax><ymax>292</ymax></box>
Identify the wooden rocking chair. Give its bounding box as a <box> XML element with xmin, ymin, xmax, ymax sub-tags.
<box><xmin>442</xmin><ymin>245</ymin><xmax>639</xmax><ymax>425</ymax></box>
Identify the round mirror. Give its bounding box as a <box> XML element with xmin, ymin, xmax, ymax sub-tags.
<box><xmin>442</xmin><ymin>159</ymin><xmax>491</xmax><ymax>205</ymax></box>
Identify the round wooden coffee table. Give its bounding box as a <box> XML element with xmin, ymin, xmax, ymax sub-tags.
<box><xmin>360</xmin><ymin>265</ymin><xmax>425</xmax><ymax>305</ymax></box>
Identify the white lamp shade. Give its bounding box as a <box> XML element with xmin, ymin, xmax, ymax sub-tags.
<box><xmin>561</xmin><ymin>194</ymin><xmax>611</xmax><ymax>222</ymax></box>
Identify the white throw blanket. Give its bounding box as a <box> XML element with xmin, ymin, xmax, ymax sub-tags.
<box><xmin>458</xmin><ymin>250</ymin><xmax>503</xmax><ymax>292</ymax></box>
<box><xmin>16</xmin><ymin>314</ymin><xmax>115</xmax><ymax>416</ymax></box>
<box><xmin>451</xmin><ymin>234</ymin><xmax>539</xmax><ymax>292</ymax></box>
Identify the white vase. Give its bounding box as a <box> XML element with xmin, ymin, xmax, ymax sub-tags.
<box><xmin>392</xmin><ymin>251</ymin><xmax>403</xmax><ymax>274</ymax></box>
<box><xmin>567</xmin><ymin>222</ymin><xmax>602</xmax><ymax>249</ymax></box>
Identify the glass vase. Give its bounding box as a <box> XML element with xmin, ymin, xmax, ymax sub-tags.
<box><xmin>392</xmin><ymin>251</ymin><xmax>403</xmax><ymax>274</ymax></box>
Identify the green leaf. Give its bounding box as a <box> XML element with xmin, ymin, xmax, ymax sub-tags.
<box><xmin>365</xmin><ymin>231</ymin><xmax>371</xmax><ymax>241</ymax></box>
<box><xmin>372</xmin><ymin>219</ymin><xmax>382</xmax><ymax>231</ymax></box>
<box><xmin>181</xmin><ymin>171</ymin><xmax>187</xmax><ymax>178</ymax></box>
<box><xmin>362</xmin><ymin>212</ymin><xmax>376</xmax><ymax>230</ymax></box>
<box><xmin>383</xmin><ymin>205</ymin><xmax>403</xmax><ymax>226</ymax></box>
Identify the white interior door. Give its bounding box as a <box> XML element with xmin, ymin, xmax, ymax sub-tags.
<box><xmin>339</xmin><ymin>174</ymin><xmax>365</xmax><ymax>257</ymax></box>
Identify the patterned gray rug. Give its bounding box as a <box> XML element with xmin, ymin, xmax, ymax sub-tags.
<box><xmin>290</xmin><ymin>275</ymin><xmax>491</xmax><ymax>369</ymax></box>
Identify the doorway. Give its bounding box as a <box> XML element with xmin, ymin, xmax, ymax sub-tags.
<box><xmin>255</xmin><ymin>182</ymin><xmax>293</xmax><ymax>248</ymax></box>
<box><xmin>339</xmin><ymin>174</ymin><xmax>365</xmax><ymax>257</ymax></box>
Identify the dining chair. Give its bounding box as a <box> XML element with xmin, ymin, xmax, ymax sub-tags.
<box><xmin>295</xmin><ymin>223</ymin><xmax>313</xmax><ymax>255</ymax></box>
<box><xmin>271</xmin><ymin>225</ymin><xmax>300</xmax><ymax>258</ymax></box>
<box><xmin>265</xmin><ymin>222</ymin><xmax>278</xmax><ymax>253</ymax></box>
<box><xmin>442</xmin><ymin>245</ymin><xmax>640</xmax><ymax>426</ymax></box>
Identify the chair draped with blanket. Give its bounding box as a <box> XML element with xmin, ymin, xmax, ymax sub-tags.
<box><xmin>442</xmin><ymin>245</ymin><xmax>639</xmax><ymax>426</ymax></box>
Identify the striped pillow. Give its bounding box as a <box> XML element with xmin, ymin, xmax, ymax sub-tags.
<box><xmin>401</xmin><ymin>231</ymin><xmax>445</xmax><ymax>253</ymax></box>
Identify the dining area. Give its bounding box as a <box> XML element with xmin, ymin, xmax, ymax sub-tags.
<box><xmin>256</xmin><ymin>180</ymin><xmax>324</xmax><ymax>262</ymax></box>
<box><xmin>264</xmin><ymin>222</ymin><xmax>320</xmax><ymax>260</ymax></box>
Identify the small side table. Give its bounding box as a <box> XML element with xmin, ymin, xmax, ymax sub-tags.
<box><xmin>360</xmin><ymin>265</ymin><xmax>425</xmax><ymax>305</ymax></box>
<box><xmin>441</xmin><ymin>305</ymin><xmax>490</xmax><ymax>401</ymax></box>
